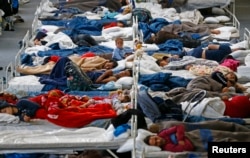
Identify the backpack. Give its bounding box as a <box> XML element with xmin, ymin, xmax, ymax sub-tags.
<box><xmin>132</xmin><ymin>8</ymin><xmax>152</xmax><ymax>23</ymax></box>
<box><xmin>64</xmin><ymin>61</ymin><xmax>94</xmax><ymax>91</ymax></box>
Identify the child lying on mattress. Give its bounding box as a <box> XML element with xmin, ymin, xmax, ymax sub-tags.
<box><xmin>0</xmin><ymin>89</ymin><xmax>131</xmax><ymax>127</ymax></box>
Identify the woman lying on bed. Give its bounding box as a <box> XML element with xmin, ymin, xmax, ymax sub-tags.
<box><xmin>0</xmin><ymin>89</ymin><xmax>131</xmax><ymax>127</ymax></box>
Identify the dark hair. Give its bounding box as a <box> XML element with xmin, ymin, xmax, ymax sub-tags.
<box><xmin>127</xmin><ymin>69</ymin><xmax>133</xmax><ymax>77</ymax></box>
<box><xmin>0</xmin><ymin>100</ymin><xmax>14</xmax><ymax>110</ymax></box>
<box><xmin>117</xmin><ymin>20</ymin><xmax>128</xmax><ymax>27</ymax></box>
<box><xmin>144</xmin><ymin>135</ymin><xmax>151</xmax><ymax>145</ymax></box>
<box><xmin>115</xmin><ymin>37</ymin><xmax>124</xmax><ymax>43</ymax></box>
<box><xmin>156</xmin><ymin>59</ymin><xmax>163</xmax><ymax>66</ymax></box>
<box><xmin>109</xmin><ymin>59</ymin><xmax>118</xmax><ymax>68</ymax></box>
<box><xmin>34</xmin><ymin>31</ymin><xmax>47</xmax><ymax>40</ymax></box>
<box><xmin>225</xmin><ymin>72</ymin><xmax>238</xmax><ymax>82</ymax></box>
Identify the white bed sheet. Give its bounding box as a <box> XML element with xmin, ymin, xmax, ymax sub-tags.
<box><xmin>5</xmin><ymin>75</ymin><xmax>44</xmax><ymax>96</ymax></box>
<box><xmin>161</xmin><ymin>69</ymin><xmax>197</xmax><ymax>79</ymax></box>
<box><xmin>0</xmin><ymin>119</ymin><xmax>124</xmax><ymax>154</ymax></box>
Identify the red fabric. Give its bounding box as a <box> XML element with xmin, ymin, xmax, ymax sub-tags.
<box><xmin>46</xmin><ymin>103</ymin><xmax>116</xmax><ymax>128</ymax></box>
<box><xmin>220</xmin><ymin>58</ymin><xmax>240</xmax><ymax>71</ymax></box>
<box><xmin>49</xmin><ymin>55</ymin><xmax>60</xmax><ymax>62</ymax></box>
<box><xmin>103</xmin><ymin>22</ymin><xmax>118</xmax><ymax>29</ymax></box>
<box><xmin>223</xmin><ymin>95</ymin><xmax>250</xmax><ymax>118</ymax></box>
<box><xmin>0</xmin><ymin>93</ymin><xmax>18</xmax><ymax>104</ymax></box>
<box><xmin>81</xmin><ymin>52</ymin><xmax>96</xmax><ymax>58</ymax></box>
<box><xmin>158</xmin><ymin>125</ymin><xmax>194</xmax><ymax>152</ymax></box>
<box><xmin>30</xmin><ymin>90</ymin><xmax>117</xmax><ymax>128</ymax></box>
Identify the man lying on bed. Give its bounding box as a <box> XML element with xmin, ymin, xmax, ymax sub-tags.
<box><xmin>0</xmin><ymin>89</ymin><xmax>132</xmax><ymax>128</ymax></box>
<box><xmin>17</xmin><ymin>54</ymin><xmax>118</xmax><ymax>75</ymax></box>
<box><xmin>155</xmin><ymin>43</ymin><xmax>244</xmax><ymax>65</ymax></box>
<box><xmin>144</xmin><ymin>120</ymin><xmax>250</xmax><ymax>152</ymax></box>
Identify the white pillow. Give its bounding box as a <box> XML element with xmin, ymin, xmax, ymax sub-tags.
<box><xmin>116</xmin><ymin>129</ymin><xmax>161</xmax><ymax>153</ymax></box>
<box><xmin>204</xmin><ymin>17</ymin><xmax>219</xmax><ymax>24</ymax></box>
<box><xmin>40</xmin><ymin>25</ymin><xmax>59</xmax><ymax>33</ymax></box>
<box><xmin>230</xmin><ymin>50</ymin><xmax>250</xmax><ymax>64</ymax></box>
<box><xmin>112</xmin><ymin>60</ymin><xmax>126</xmax><ymax>72</ymax></box>
<box><xmin>116</xmin><ymin>77</ymin><xmax>133</xmax><ymax>89</ymax></box>
<box><xmin>215</xmin><ymin>15</ymin><xmax>230</xmax><ymax>23</ymax></box>
<box><xmin>214</xmin><ymin>26</ymin><xmax>237</xmax><ymax>33</ymax></box>
<box><xmin>245</xmin><ymin>54</ymin><xmax>250</xmax><ymax>66</ymax></box>
<box><xmin>142</xmin><ymin>44</ymin><xmax>159</xmax><ymax>51</ymax></box>
<box><xmin>102</xmin><ymin>26</ymin><xmax>121</xmax><ymax>34</ymax></box>
<box><xmin>212</xmin><ymin>7</ymin><xmax>226</xmax><ymax>15</ymax></box>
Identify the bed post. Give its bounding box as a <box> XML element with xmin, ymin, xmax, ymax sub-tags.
<box><xmin>131</xmin><ymin>11</ymin><xmax>145</xmax><ymax>157</ymax></box>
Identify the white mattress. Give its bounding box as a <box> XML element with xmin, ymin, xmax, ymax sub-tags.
<box><xmin>6</xmin><ymin>75</ymin><xmax>44</xmax><ymax>96</ymax></box>
<box><xmin>0</xmin><ymin>119</ymin><xmax>124</xmax><ymax>153</ymax></box>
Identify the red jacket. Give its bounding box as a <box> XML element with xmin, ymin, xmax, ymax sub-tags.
<box><xmin>158</xmin><ymin>125</ymin><xmax>194</xmax><ymax>152</ymax></box>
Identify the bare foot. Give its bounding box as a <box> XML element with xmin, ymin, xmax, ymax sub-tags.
<box><xmin>211</xmin><ymin>29</ymin><xmax>221</xmax><ymax>34</ymax></box>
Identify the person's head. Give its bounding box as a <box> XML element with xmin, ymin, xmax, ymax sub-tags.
<box><xmin>115</xmin><ymin>37</ymin><xmax>124</xmax><ymax>49</ymax></box>
<box><xmin>0</xmin><ymin>101</ymin><xmax>17</xmax><ymax>115</ymax></box>
<box><xmin>224</xmin><ymin>72</ymin><xmax>238</xmax><ymax>83</ymax></box>
<box><xmin>144</xmin><ymin>135</ymin><xmax>166</xmax><ymax>147</ymax></box>
<box><xmin>156</xmin><ymin>59</ymin><xmax>169</xmax><ymax>67</ymax></box>
<box><xmin>116</xmin><ymin>69</ymin><xmax>133</xmax><ymax>79</ymax></box>
<box><xmin>117</xmin><ymin>21</ymin><xmax>127</xmax><ymax>27</ymax></box>
<box><xmin>103</xmin><ymin>60</ymin><xmax>118</xmax><ymax>69</ymax></box>
<box><xmin>34</xmin><ymin>31</ymin><xmax>47</xmax><ymax>45</ymax></box>
<box><xmin>118</xmin><ymin>89</ymin><xmax>131</xmax><ymax>103</ymax></box>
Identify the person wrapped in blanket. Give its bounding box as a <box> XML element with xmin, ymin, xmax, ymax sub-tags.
<box><xmin>156</xmin><ymin>43</ymin><xmax>245</xmax><ymax>68</ymax></box>
<box><xmin>0</xmin><ymin>89</ymin><xmax>131</xmax><ymax>127</ymax></box>
<box><xmin>144</xmin><ymin>120</ymin><xmax>250</xmax><ymax>152</ymax></box>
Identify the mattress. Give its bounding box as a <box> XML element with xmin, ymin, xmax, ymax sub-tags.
<box><xmin>6</xmin><ymin>75</ymin><xmax>44</xmax><ymax>96</ymax></box>
<box><xmin>0</xmin><ymin>119</ymin><xmax>124</xmax><ymax>154</ymax></box>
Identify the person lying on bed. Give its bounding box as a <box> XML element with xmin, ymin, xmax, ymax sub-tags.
<box><xmin>210</xmin><ymin>71</ymin><xmax>249</xmax><ymax>99</ymax></box>
<box><xmin>156</xmin><ymin>54</ymin><xmax>219</xmax><ymax>71</ymax></box>
<box><xmin>185</xmin><ymin>43</ymin><xmax>245</xmax><ymax>63</ymax></box>
<box><xmin>157</xmin><ymin>44</ymin><xmax>244</xmax><ymax>66</ymax></box>
<box><xmin>94</xmin><ymin>69</ymin><xmax>133</xmax><ymax>83</ymax></box>
<box><xmin>0</xmin><ymin>89</ymin><xmax>130</xmax><ymax>127</ymax></box>
<box><xmin>17</xmin><ymin>55</ymin><xmax>118</xmax><ymax>75</ymax></box>
<box><xmin>53</xmin><ymin>0</ymin><xmax>129</xmax><ymax>12</ymax></box>
<box><xmin>0</xmin><ymin>99</ymin><xmax>40</xmax><ymax>122</ymax></box>
<box><xmin>85</xmin><ymin>68</ymin><xmax>133</xmax><ymax>84</ymax></box>
<box><xmin>33</xmin><ymin>31</ymin><xmax>48</xmax><ymax>46</ymax></box>
<box><xmin>144</xmin><ymin>122</ymin><xmax>250</xmax><ymax>152</ymax></box>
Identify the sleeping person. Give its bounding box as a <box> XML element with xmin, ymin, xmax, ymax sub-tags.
<box><xmin>0</xmin><ymin>89</ymin><xmax>132</xmax><ymax>127</ymax></box>
<box><xmin>87</xmin><ymin>68</ymin><xmax>133</xmax><ymax>84</ymax></box>
<box><xmin>53</xmin><ymin>0</ymin><xmax>129</xmax><ymax>12</ymax></box>
<box><xmin>0</xmin><ymin>99</ymin><xmax>40</xmax><ymax>122</ymax></box>
<box><xmin>17</xmin><ymin>55</ymin><xmax>118</xmax><ymax>75</ymax></box>
<box><xmin>144</xmin><ymin>122</ymin><xmax>250</xmax><ymax>152</ymax></box>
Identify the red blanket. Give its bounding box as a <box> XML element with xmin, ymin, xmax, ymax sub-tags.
<box><xmin>31</xmin><ymin>90</ymin><xmax>117</xmax><ymax>128</ymax></box>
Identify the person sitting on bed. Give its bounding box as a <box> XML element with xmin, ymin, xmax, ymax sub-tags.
<box><xmin>112</xmin><ymin>37</ymin><xmax>133</xmax><ymax>61</ymax></box>
<box><xmin>0</xmin><ymin>99</ymin><xmax>40</xmax><ymax>122</ymax></box>
<box><xmin>144</xmin><ymin>123</ymin><xmax>250</xmax><ymax>152</ymax></box>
